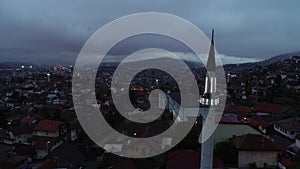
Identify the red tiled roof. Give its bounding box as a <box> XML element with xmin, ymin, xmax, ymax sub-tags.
<box><xmin>248</xmin><ymin>115</ymin><xmax>283</xmax><ymax>129</ymax></box>
<box><xmin>10</xmin><ymin>125</ymin><xmax>33</xmax><ymax>136</ymax></box>
<box><xmin>34</xmin><ymin>120</ymin><xmax>63</xmax><ymax>132</ymax></box>
<box><xmin>248</xmin><ymin>116</ymin><xmax>273</xmax><ymax>128</ymax></box>
<box><xmin>255</xmin><ymin>103</ymin><xmax>283</xmax><ymax>114</ymax></box>
<box><xmin>224</xmin><ymin>105</ymin><xmax>238</xmax><ymax>113</ymax></box>
<box><xmin>21</xmin><ymin>115</ymin><xmax>35</xmax><ymax>124</ymax></box>
<box><xmin>238</xmin><ymin>106</ymin><xmax>252</xmax><ymax>113</ymax></box>
<box><xmin>224</xmin><ymin>105</ymin><xmax>252</xmax><ymax>114</ymax></box>
<box><xmin>232</xmin><ymin>134</ymin><xmax>283</xmax><ymax>151</ymax></box>
<box><xmin>167</xmin><ymin>150</ymin><xmax>224</xmax><ymax>169</ymax></box>
<box><xmin>219</xmin><ymin>115</ymin><xmax>241</xmax><ymax>124</ymax></box>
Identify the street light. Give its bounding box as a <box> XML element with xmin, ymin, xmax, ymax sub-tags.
<box><xmin>227</xmin><ymin>73</ymin><xmax>231</xmax><ymax>84</ymax></box>
<box><xmin>155</xmin><ymin>79</ymin><xmax>159</xmax><ymax>87</ymax></box>
<box><xmin>46</xmin><ymin>141</ymin><xmax>51</xmax><ymax>152</ymax></box>
<box><xmin>46</xmin><ymin>73</ymin><xmax>51</xmax><ymax>82</ymax></box>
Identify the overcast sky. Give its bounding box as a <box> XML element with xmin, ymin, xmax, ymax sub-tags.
<box><xmin>0</xmin><ymin>0</ymin><xmax>299</xmax><ymax>65</ymax></box>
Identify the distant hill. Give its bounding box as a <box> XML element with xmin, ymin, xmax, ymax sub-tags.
<box><xmin>260</xmin><ymin>51</ymin><xmax>300</xmax><ymax>65</ymax></box>
<box><xmin>103</xmin><ymin>57</ymin><xmax>202</xmax><ymax>69</ymax></box>
<box><xmin>1</xmin><ymin>51</ymin><xmax>300</xmax><ymax>70</ymax></box>
<box><xmin>0</xmin><ymin>61</ymin><xmax>37</xmax><ymax>67</ymax></box>
<box><xmin>223</xmin><ymin>51</ymin><xmax>300</xmax><ymax>71</ymax></box>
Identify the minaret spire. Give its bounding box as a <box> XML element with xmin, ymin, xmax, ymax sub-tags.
<box><xmin>206</xmin><ymin>29</ymin><xmax>216</xmax><ymax>72</ymax></box>
<box><xmin>200</xmin><ymin>29</ymin><xmax>219</xmax><ymax>169</ymax></box>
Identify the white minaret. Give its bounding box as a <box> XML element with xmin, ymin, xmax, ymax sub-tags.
<box><xmin>200</xmin><ymin>29</ymin><xmax>219</xmax><ymax>169</ymax></box>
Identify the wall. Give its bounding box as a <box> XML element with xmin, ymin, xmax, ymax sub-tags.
<box><xmin>238</xmin><ymin>150</ymin><xmax>280</xmax><ymax>168</ymax></box>
<box><xmin>34</xmin><ymin>130</ymin><xmax>59</xmax><ymax>137</ymax></box>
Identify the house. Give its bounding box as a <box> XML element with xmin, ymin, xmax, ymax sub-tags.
<box><xmin>3</xmin><ymin>125</ymin><xmax>33</xmax><ymax>144</ymax></box>
<box><xmin>273</xmin><ymin>97</ymin><xmax>294</xmax><ymax>105</ymax></box>
<box><xmin>247</xmin><ymin>115</ymin><xmax>282</xmax><ymax>134</ymax></box>
<box><xmin>32</xmin><ymin>120</ymin><xmax>66</xmax><ymax>159</ymax></box>
<box><xmin>158</xmin><ymin>92</ymin><xmax>201</xmax><ymax>122</ymax></box>
<box><xmin>166</xmin><ymin>150</ymin><xmax>224</xmax><ymax>169</ymax></box>
<box><xmin>5</xmin><ymin>99</ymin><xmax>21</xmax><ymax>110</ymax></box>
<box><xmin>255</xmin><ymin>103</ymin><xmax>283</xmax><ymax>116</ymax></box>
<box><xmin>123</xmin><ymin>128</ymin><xmax>161</xmax><ymax>157</ymax></box>
<box><xmin>37</xmin><ymin>159</ymin><xmax>77</xmax><ymax>169</ymax></box>
<box><xmin>0</xmin><ymin>154</ymin><xmax>27</xmax><ymax>169</ymax></box>
<box><xmin>231</xmin><ymin>134</ymin><xmax>283</xmax><ymax>168</ymax></box>
<box><xmin>273</xmin><ymin>118</ymin><xmax>300</xmax><ymax>139</ymax></box>
<box><xmin>33</xmin><ymin>121</ymin><xmax>65</xmax><ymax>139</ymax></box>
<box><xmin>224</xmin><ymin>105</ymin><xmax>252</xmax><ymax>114</ymax></box>
<box><xmin>20</xmin><ymin>105</ymin><xmax>33</xmax><ymax>113</ymax></box>
<box><xmin>223</xmin><ymin>105</ymin><xmax>253</xmax><ymax>121</ymax></box>
<box><xmin>228</xmin><ymin>84</ymin><xmax>245</xmax><ymax>99</ymax></box>
<box><xmin>109</xmin><ymin>158</ymin><xmax>157</xmax><ymax>169</ymax></box>
<box><xmin>12</xmin><ymin>144</ymin><xmax>36</xmax><ymax>163</ymax></box>
<box><xmin>214</xmin><ymin>114</ymin><xmax>262</xmax><ymax>143</ymax></box>
<box><xmin>46</xmin><ymin>143</ymin><xmax>90</xmax><ymax>168</ymax></box>
<box><xmin>5</xmin><ymin>114</ymin><xmax>23</xmax><ymax>125</ymax></box>
<box><xmin>20</xmin><ymin>115</ymin><xmax>38</xmax><ymax>125</ymax></box>
<box><xmin>0</xmin><ymin>143</ymin><xmax>13</xmax><ymax>155</ymax></box>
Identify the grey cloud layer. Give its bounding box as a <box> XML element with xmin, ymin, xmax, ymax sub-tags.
<box><xmin>0</xmin><ymin>0</ymin><xmax>299</xmax><ymax>64</ymax></box>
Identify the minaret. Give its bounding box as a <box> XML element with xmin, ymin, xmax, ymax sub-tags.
<box><xmin>200</xmin><ymin>29</ymin><xmax>219</xmax><ymax>169</ymax></box>
<box><xmin>201</xmin><ymin>29</ymin><xmax>218</xmax><ymax>106</ymax></box>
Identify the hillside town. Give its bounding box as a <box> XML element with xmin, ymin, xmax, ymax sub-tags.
<box><xmin>0</xmin><ymin>54</ymin><xmax>299</xmax><ymax>169</ymax></box>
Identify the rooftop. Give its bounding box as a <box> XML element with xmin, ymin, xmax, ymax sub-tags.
<box><xmin>34</xmin><ymin>119</ymin><xmax>64</xmax><ymax>132</ymax></box>
<box><xmin>274</xmin><ymin>117</ymin><xmax>300</xmax><ymax>132</ymax></box>
<box><xmin>232</xmin><ymin>134</ymin><xmax>283</xmax><ymax>151</ymax></box>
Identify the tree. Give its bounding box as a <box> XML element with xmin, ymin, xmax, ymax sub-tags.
<box><xmin>214</xmin><ymin>140</ymin><xmax>238</xmax><ymax>167</ymax></box>
<box><xmin>173</xmin><ymin>125</ymin><xmax>200</xmax><ymax>151</ymax></box>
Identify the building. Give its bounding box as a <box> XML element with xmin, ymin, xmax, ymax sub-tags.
<box><xmin>158</xmin><ymin>92</ymin><xmax>201</xmax><ymax>123</ymax></box>
<box><xmin>3</xmin><ymin>125</ymin><xmax>33</xmax><ymax>145</ymax></box>
<box><xmin>0</xmin><ymin>154</ymin><xmax>27</xmax><ymax>169</ymax></box>
<box><xmin>167</xmin><ymin>150</ymin><xmax>224</xmax><ymax>169</ymax></box>
<box><xmin>273</xmin><ymin>117</ymin><xmax>300</xmax><ymax>139</ymax></box>
<box><xmin>32</xmin><ymin>120</ymin><xmax>66</xmax><ymax>159</ymax></box>
<box><xmin>214</xmin><ymin>115</ymin><xmax>262</xmax><ymax>143</ymax></box>
<box><xmin>231</xmin><ymin>134</ymin><xmax>283</xmax><ymax>168</ymax></box>
<box><xmin>255</xmin><ymin>103</ymin><xmax>283</xmax><ymax>116</ymax></box>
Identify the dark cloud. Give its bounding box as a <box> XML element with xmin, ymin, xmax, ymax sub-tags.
<box><xmin>0</xmin><ymin>0</ymin><xmax>299</xmax><ymax>64</ymax></box>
